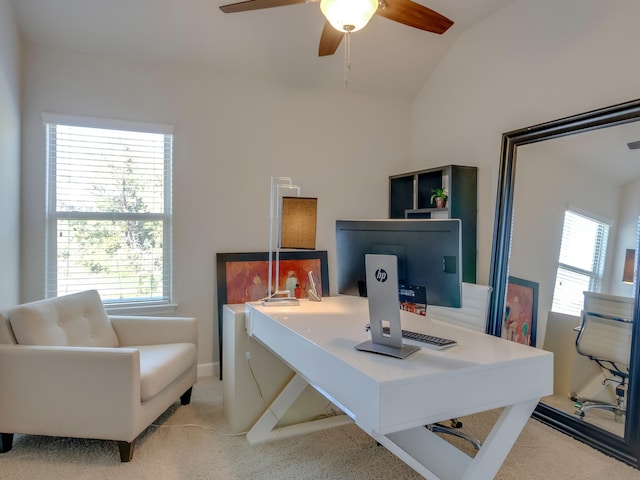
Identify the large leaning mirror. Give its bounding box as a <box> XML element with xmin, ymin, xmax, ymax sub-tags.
<box><xmin>487</xmin><ymin>99</ymin><xmax>640</xmax><ymax>468</ymax></box>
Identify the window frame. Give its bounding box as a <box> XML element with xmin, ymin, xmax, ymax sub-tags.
<box><xmin>43</xmin><ymin>113</ymin><xmax>175</xmax><ymax>314</ymax></box>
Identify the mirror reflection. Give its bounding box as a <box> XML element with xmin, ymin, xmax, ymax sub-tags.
<box><xmin>508</xmin><ymin>122</ymin><xmax>640</xmax><ymax>437</ymax></box>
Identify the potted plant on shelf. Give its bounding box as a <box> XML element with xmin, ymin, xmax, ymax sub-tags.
<box><xmin>430</xmin><ymin>187</ymin><xmax>448</xmax><ymax>209</ymax></box>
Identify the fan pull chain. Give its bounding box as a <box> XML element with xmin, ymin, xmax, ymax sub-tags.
<box><xmin>344</xmin><ymin>26</ymin><xmax>354</xmax><ymax>88</ymax></box>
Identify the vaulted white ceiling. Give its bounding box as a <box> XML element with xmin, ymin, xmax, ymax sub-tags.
<box><xmin>10</xmin><ymin>0</ymin><xmax>513</xmax><ymax>100</ymax></box>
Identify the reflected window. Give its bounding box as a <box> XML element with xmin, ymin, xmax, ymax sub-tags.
<box><xmin>551</xmin><ymin>210</ymin><xmax>610</xmax><ymax>315</ymax></box>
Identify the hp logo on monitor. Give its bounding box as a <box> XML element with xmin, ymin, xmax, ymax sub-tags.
<box><xmin>375</xmin><ymin>269</ymin><xmax>388</xmax><ymax>282</ymax></box>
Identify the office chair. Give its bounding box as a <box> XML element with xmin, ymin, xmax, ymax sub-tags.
<box><xmin>427</xmin><ymin>420</ymin><xmax>482</xmax><ymax>450</ymax></box>
<box><xmin>423</xmin><ymin>283</ymin><xmax>492</xmax><ymax>450</ymax></box>
<box><xmin>572</xmin><ymin>310</ymin><xmax>632</xmax><ymax>423</ymax></box>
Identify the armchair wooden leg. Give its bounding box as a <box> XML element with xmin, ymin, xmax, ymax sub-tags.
<box><xmin>180</xmin><ymin>387</ymin><xmax>193</xmax><ymax>405</ymax></box>
<box><xmin>0</xmin><ymin>433</ymin><xmax>13</xmax><ymax>453</ymax></box>
<box><xmin>117</xmin><ymin>440</ymin><xmax>135</xmax><ymax>462</ymax></box>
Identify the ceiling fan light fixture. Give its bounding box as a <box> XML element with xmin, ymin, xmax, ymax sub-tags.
<box><xmin>320</xmin><ymin>0</ymin><xmax>379</xmax><ymax>33</ymax></box>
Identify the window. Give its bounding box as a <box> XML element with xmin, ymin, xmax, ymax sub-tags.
<box><xmin>551</xmin><ymin>209</ymin><xmax>610</xmax><ymax>315</ymax></box>
<box><xmin>44</xmin><ymin>114</ymin><xmax>173</xmax><ymax>309</ymax></box>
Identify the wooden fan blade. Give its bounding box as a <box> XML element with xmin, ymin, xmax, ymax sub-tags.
<box><xmin>220</xmin><ymin>0</ymin><xmax>308</xmax><ymax>14</ymax></box>
<box><xmin>318</xmin><ymin>21</ymin><xmax>344</xmax><ymax>57</ymax></box>
<box><xmin>375</xmin><ymin>0</ymin><xmax>453</xmax><ymax>34</ymax></box>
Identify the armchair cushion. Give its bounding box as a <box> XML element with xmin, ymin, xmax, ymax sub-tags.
<box><xmin>8</xmin><ymin>290</ymin><xmax>119</xmax><ymax>347</ymax></box>
<box><xmin>137</xmin><ymin>343</ymin><xmax>196</xmax><ymax>401</ymax></box>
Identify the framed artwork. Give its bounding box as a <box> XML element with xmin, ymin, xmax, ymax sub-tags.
<box><xmin>215</xmin><ymin>250</ymin><xmax>329</xmax><ymax>377</ymax></box>
<box><xmin>503</xmin><ymin>276</ymin><xmax>538</xmax><ymax>346</ymax></box>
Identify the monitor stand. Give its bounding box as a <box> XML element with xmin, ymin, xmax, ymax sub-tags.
<box><xmin>357</xmin><ymin>254</ymin><xmax>419</xmax><ymax>359</ymax></box>
<box><xmin>355</xmin><ymin>340</ymin><xmax>419</xmax><ymax>359</ymax></box>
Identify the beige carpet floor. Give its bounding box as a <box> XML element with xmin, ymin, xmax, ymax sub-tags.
<box><xmin>0</xmin><ymin>376</ymin><xmax>638</xmax><ymax>480</ymax></box>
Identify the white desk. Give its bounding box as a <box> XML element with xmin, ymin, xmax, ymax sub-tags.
<box><xmin>245</xmin><ymin>296</ymin><xmax>553</xmax><ymax>480</ymax></box>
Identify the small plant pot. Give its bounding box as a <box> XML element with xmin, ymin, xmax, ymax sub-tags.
<box><xmin>435</xmin><ymin>197</ymin><xmax>447</xmax><ymax>209</ymax></box>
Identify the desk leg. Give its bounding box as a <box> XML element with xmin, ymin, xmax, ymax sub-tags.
<box><xmin>246</xmin><ymin>373</ymin><xmax>352</xmax><ymax>444</ymax></box>
<box><xmin>376</xmin><ymin>398</ymin><xmax>539</xmax><ymax>480</ymax></box>
<box><xmin>461</xmin><ymin>398</ymin><xmax>538</xmax><ymax>479</ymax></box>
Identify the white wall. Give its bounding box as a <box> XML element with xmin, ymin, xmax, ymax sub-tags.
<box><xmin>412</xmin><ymin>0</ymin><xmax>640</xmax><ymax>285</ymax></box>
<box><xmin>19</xmin><ymin>45</ymin><xmax>412</xmax><ymax>372</ymax></box>
<box><xmin>509</xmin><ymin>145</ymin><xmax>621</xmax><ymax>342</ymax></box>
<box><xmin>611</xmin><ymin>180</ymin><xmax>640</xmax><ymax>298</ymax></box>
<box><xmin>0</xmin><ymin>0</ymin><xmax>21</xmax><ymax>309</ymax></box>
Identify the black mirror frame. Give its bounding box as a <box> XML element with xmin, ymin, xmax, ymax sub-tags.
<box><xmin>487</xmin><ymin>98</ymin><xmax>640</xmax><ymax>469</ymax></box>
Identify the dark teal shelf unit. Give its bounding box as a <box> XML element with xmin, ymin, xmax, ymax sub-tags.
<box><xmin>389</xmin><ymin>165</ymin><xmax>477</xmax><ymax>283</ymax></box>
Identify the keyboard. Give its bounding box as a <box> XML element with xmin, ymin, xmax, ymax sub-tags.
<box><xmin>401</xmin><ymin>329</ymin><xmax>457</xmax><ymax>350</ymax></box>
<box><xmin>365</xmin><ymin>323</ymin><xmax>457</xmax><ymax>351</ymax></box>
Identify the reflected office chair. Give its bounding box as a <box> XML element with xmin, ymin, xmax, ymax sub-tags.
<box><xmin>572</xmin><ymin>311</ymin><xmax>633</xmax><ymax>423</ymax></box>
<box><xmin>424</xmin><ymin>283</ymin><xmax>492</xmax><ymax>450</ymax></box>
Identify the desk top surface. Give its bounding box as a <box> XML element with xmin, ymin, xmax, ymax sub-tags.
<box><xmin>247</xmin><ymin>295</ymin><xmax>551</xmax><ymax>383</ymax></box>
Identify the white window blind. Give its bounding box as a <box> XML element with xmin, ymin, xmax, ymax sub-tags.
<box><xmin>551</xmin><ymin>210</ymin><xmax>609</xmax><ymax>315</ymax></box>
<box><xmin>45</xmin><ymin>116</ymin><xmax>173</xmax><ymax>307</ymax></box>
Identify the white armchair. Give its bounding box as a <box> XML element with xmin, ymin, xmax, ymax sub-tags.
<box><xmin>0</xmin><ymin>290</ymin><xmax>197</xmax><ymax>462</ymax></box>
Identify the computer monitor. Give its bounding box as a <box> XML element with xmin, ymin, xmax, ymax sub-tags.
<box><xmin>335</xmin><ymin>219</ymin><xmax>462</xmax><ymax>308</ymax></box>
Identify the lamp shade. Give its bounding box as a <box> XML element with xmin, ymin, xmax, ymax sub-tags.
<box><xmin>623</xmin><ymin>248</ymin><xmax>635</xmax><ymax>284</ymax></box>
<box><xmin>280</xmin><ymin>197</ymin><xmax>318</xmax><ymax>249</ymax></box>
<box><xmin>320</xmin><ymin>0</ymin><xmax>378</xmax><ymax>33</ymax></box>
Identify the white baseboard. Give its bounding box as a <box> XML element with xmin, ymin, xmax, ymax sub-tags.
<box><xmin>197</xmin><ymin>362</ymin><xmax>218</xmax><ymax>378</ymax></box>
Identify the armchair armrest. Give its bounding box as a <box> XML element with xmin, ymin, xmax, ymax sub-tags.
<box><xmin>109</xmin><ymin>316</ymin><xmax>197</xmax><ymax>346</ymax></box>
<box><xmin>0</xmin><ymin>344</ymin><xmax>141</xmax><ymax>439</ymax></box>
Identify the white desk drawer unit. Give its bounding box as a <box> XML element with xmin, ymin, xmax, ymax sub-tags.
<box><xmin>221</xmin><ymin>304</ymin><xmax>338</xmax><ymax>434</ymax></box>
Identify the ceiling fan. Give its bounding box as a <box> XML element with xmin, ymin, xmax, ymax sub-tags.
<box><xmin>218</xmin><ymin>0</ymin><xmax>454</xmax><ymax>57</ymax></box>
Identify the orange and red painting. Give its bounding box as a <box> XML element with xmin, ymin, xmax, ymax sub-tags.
<box><xmin>503</xmin><ymin>276</ymin><xmax>538</xmax><ymax>347</ymax></box>
<box><xmin>225</xmin><ymin>258</ymin><xmax>323</xmax><ymax>303</ymax></box>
